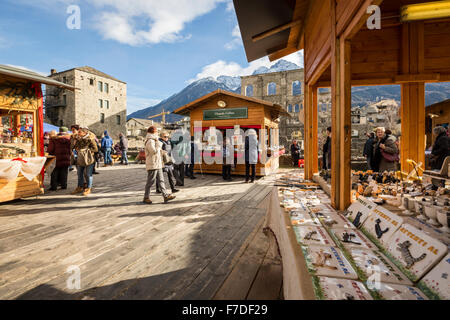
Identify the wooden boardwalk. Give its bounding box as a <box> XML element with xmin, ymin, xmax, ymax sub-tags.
<box><xmin>0</xmin><ymin>164</ymin><xmax>278</xmax><ymax>300</ymax></box>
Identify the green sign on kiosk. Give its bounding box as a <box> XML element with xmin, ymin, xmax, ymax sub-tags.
<box><xmin>203</xmin><ymin>108</ymin><xmax>248</xmax><ymax>120</ymax></box>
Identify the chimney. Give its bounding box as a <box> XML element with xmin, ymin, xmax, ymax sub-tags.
<box><xmin>50</xmin><ymin>69</ymin><xmax>57</xmax><ymax>75</ymax></box>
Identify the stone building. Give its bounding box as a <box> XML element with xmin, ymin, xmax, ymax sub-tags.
<box><xmin>45</xmin><ymin>66</ymin><xmax>127</xmax><ymax>139</ymax></box>
<box><xmin>241</xmin><ymin>69</ymin><xmax>331</xmax><ymax>154</ymax></box>
<box><xmin>126</xmin><ymin>118</ymin><xmax>162</xmax><ymax>149</ymax></box>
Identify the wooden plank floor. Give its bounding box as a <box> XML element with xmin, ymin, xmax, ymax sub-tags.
<box><xmin>0</xmin><ymin>164</ymin><xmax>276</xmax><ymax>300</ymax></box>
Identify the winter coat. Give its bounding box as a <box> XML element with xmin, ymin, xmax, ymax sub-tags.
<box><xmin>145</xmin><ymin>133</ymin><xmax>163</xmax><ymax>170</ymax></box>
<box><xmin>48</xmin><ymin>134</ymin><xmax>71</xmax><ymax>167</ymax></box>
<box><xmin>363</xmin><ymin>137</ymin><xmax>374</xmax><ymax>158</ymax></box>
<box><xmin>189</xmin><ymin>141</ymin><xmax>201</xmax><ymax>164</ymax></box>
<box><xmin>291</xmin><ymin>143</ymin><xmax>300</xmax><ymax>160</ymax></box>
<box><xmin>160</xmin><ymin>138</ymin><xmax>174</xmax><ymax>169</ymax></box>
<box><xmin>245</xmin><ymin>134</ymin><xmax>259</xmax><ymax>164</ymax></box>
<box><xmin>101</xmin><ymin>135</ymin><xmax>113</xmax><ymax>149</ymax></box>
<box><xmin>323</xmin><ymin>136</ymin><xmax>331</xmax><ymax>169</ymax></box>
<box><xmin>372</xmin><ymin>134</ymin><xmax>398</xmax><ymax>172</ymax></box>
<box><xmin>73</xmin><ymin>132</ymin><xmax>98</xmax><ymax>154</ymax></box>
<box><xmin>170</xmin><ymin>132</ymin><xmax>189</xmax><ymax>164</ymax></box>
<box><xmin>119</xmin><ymin>135</ymin><xmax>128</xmax><ymax>151</ymax></box>
<box><xmin>431</xmin><ymin>132</ymin><xmax>450</xmax><ymax>170</ymax></box>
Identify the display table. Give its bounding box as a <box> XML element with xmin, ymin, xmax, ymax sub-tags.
<box><xmin>265</xmin><ymin>187</ymin><xmax>316</xmax><ymax>300</ymax></box>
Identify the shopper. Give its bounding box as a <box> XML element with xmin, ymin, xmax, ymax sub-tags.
<box><xmin>119</xmin><ymin>133</ymin><xmax>129</xmax><ymax>165</ymax></box>
<box><xmin>69</xmin><ymin>125</ymin><xmax>80</xmax><ymax>172</ymax></box>
<box><xmin>363</xmin><ymin>132</ymin><xmax>375</xmax><ymax>170</ymax></box>
<box><xmin>431</xmin><ymin>126</ymin><xmax>450</xmax><ymax>170</ymax></box>
<box><xmin>245</xmin><ymin>129</ymin><xmax>259</xmax><ymax>183</ymax></box>
<box><xmin>290</xmin><ymin>140</ymin><xmax>300</xmax><ymax>168</ymax></box>
<box><xmin>322</xmin><ymin>127</ymin><xmax>331</xmax><ymax>170</ymax></box>
<box><xmin>157</xmin><ymin>131</ymin><xmax>179</xmax><ymax>193</ymax></box>
<box><xmin>101</xmin><ymin>131</ymin><xmax>113</xmax><ymax>166</ymax></box>
<box><xmin>371</xmin><ymin>127</ymin><xmax>399</xmax><ymax>172</ymax></box>
<box><xmin>171</xmin><ymin>130</ymin><xmax>189</xmax><ymax>187</ymax></box>
<box><xmin>222</xmin><ymin>137</ymin><xmax>233</xmax><ymax>181</ymax></box>
<box><xmin>47</xmin><ymin>127</ymin><xmax>71</xmax><ymax>190</ymax></box>
<box><xmin>143</xmin><ymin>126</ymin><xmax>176</xmax><ymax>204</ymax></box>
<box><xmin>71</xmin><ymin>127</ymin><xmax>98</xmax><ymax>196</ymax></box>
<box><xmin>185</xmin><ymin>136</ymin><xmax>198</xmax><ymax>179</ymax></box>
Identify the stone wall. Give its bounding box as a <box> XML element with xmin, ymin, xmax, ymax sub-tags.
<box><xmin>46</xmin><ymin>68</ymin><xmax>127</xmax><ymax>140</ymax></box>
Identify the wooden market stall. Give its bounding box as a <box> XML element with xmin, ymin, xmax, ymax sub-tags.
<box><xmin>173</xmin><ymin>90</ymin><xmax>289</xmax><ymax>176</ymax></box>
<box><xmin>234</xmin><ymin>0</ymin><xmax>450</xmax><ymax>210</ymax></box>
<box><xmin>0</xmin><ymin>64</ymin><xmax>75</xmax><ymax>202</ymax></box>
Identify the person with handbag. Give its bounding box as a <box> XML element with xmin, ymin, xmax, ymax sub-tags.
<box><xmin>156</xmin><ymin>131</ymin><xmax>179</xmax><ymax>194</ymax></box>
<box><xmin>143</xmin><ymin>126</ymin><xmax>176</xmax><ymax>204</ymax></box>
<box><xmin>371</xmin><ymin>127</ymin><xmax>399</xmax><ymax>172</ymax></box>
<box><xmin>71</xmin><ymin>127</ymin><xmax>98</xmax><ymax>196</ymax></box>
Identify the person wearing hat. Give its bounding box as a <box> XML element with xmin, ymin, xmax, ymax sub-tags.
<box><xmin>48</xmin><ymin>127</ymin><xmax>72</xmax><ymax>191</ymax></box>
<box><xmin>101</xmin><ymin>130</ymin><xmax>114</xmax><ymax>166</ymax></box>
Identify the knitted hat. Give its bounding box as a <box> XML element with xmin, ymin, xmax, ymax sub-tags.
<box><xmin>59</xmin><ymin>126</ymin><xmax>69</xmax><ymax>133</ymax></box>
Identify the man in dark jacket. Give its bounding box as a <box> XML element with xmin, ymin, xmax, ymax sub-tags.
<box><xmin>119</xmin><ymin>133</ymin><xmax>129</xmax><ymax>165</ymax></box>
<box><xmin>290</xmin><ymin>140</ymin><xmax>300</xmax><ymax>167</ymax></box>
<box><xmin>48</xmin><ymin>127</ymin><xmax>72</xmax><ymax>190</ymax></box>
<box><xmin>363</xmin><ymin>132</ymin><xmax>375</xmax><ymax>170</ymax></box>
<box><xmin>431</xmin><ymin>126</ymin><xmax>450</xmax><ymax>170</ymax></box>
<box><xmin>322</xmin><ymin>127</ymin><xmax>331</xmax><ymax>170</ymax></box>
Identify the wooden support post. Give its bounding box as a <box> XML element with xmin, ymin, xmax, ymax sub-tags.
<box><xmin>331</xmin><ymin>0</ymin><xmax>352</xmax><ymax>210</ymax></box>
<box><xmin>304</xmin><ymin>84</ymin><xmax>313</xmax><ymax>179</ymax></box>
<box><xmin>400</xmin><ymin>22</ymin><xmax>426</xmax><ymax>171</ymax></box>
<box><xmin>304</xmin><ymin>83</ymin><xmax>318</xmax><ymax>180</ymax></box>
<box><xmin>312</xmin><ymin>86</ymin><xmax>318</xmax><ymax>174</ymax></box>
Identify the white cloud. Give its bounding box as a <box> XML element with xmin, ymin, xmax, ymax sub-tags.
<box><xmin>224</xmin><ymin>24</ymin><xmax>242</xmax><ymax>50</ymax></box>
<box><xmin>90</xmin><ymin>0</ymin><xmax>228</xmax><ymax>46</ymax></box>
<box><xmin>225</xmin><ymin>0</ymin><xmax>234</xmax><ymax>12</ymax></box>
<box><xmin>188</xmin><ymin>50</ymin><xmax>304</xmax><ymax>83</ymax></box>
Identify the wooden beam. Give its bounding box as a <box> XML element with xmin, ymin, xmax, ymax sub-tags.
<box><xmin>394</xmin><ymin>73</ymin><xmax>440</xmax><ymax>83</ymax></box>
<box><xmin>338</xmin><ymin>38</ymin><xmax>352</xmax><ymax>210</ymax></box>
<box><xmin>312</xmin><ymin>85</ymin><xmax>319</xmax><ymax>175</ymax></box>
<box><xmin>400</xmin><ymin>22</ymin><xmax>426</xmax><ymax>172</ymax></box>
<box><xmin>342</xmin><ymin>0</ymin><xmax>384</xmax><ymax>40</ymax></box>
<box><xmin>304</xmin><ymin>84</ymin><xmax>313</xmax><ymax>180</ymax></box>
<box><xmin>252</xmin><ymin>19</ymin><xmax>302</xmax><ymax>42</ymax></box>
<box><xmin>330</xmin><ymin>0</ymin><xmax>340</xmax><ymax>209</ymax></box>
<box><xmin>268</xmin><ymin>46</ymin><xmax>300</xmax><ymax>62</ymax></box>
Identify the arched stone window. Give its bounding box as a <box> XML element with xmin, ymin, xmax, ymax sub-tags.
<box><xmin>287</xmin><ymin>104</ymin><xmax>292</xmax><ymax>113</ymax></box>
<box><xmin>245</xmin><ymin>85</ymin><xmax>254</xmax><ymax>97</ymax></box>
<box><xmin>294</xmin><ymin>104</ymin><xmax>300</xmax><ymax>113</ymax></box>
<box><xmin>292</xmin><ymin>81</ymin><xmax>301</xmax><ymax>96</ymax></box>
<box><xmin>267</xmin><ymin>82</ymin><xmax>276</xmax><ymax>95</ymax></box>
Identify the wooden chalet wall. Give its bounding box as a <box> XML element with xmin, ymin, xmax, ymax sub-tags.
<box><xmin>302</xmin><ymin>0</ymin><xmax>450</xmax><ymax>210</ymax></box>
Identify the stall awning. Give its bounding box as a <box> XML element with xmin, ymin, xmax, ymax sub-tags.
<box><xmin>233</xmin><ymin>0</ymin><xmax>309</xmax><ymax>62</ymax></box>
<box><xmin>0</xmin><ymin>65</ymin><xmax>75</xmax><ymax>90</ymax></box>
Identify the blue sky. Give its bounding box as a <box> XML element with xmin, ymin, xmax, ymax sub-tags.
<box><xmin>0</xmin><ymin>0</ymin><xmax>303</xmax><ymax>114</ymax></box>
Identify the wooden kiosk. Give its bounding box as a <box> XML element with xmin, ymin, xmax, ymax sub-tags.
<box><xmin>173</xmin><ymin>90</ymin><xmax>289</xmax><ymax>176</ymax></box>
<box><xmin>234</xmin><ymin>0</ymin><xmax>450</xmax><ymax>210</ymax></box>
<box><xmin>0</xmin><ymin>65</ymin><xmax>74</xmax><ymax>202</ymax></box>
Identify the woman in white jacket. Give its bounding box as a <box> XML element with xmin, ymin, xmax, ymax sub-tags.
<box><xmin>143</xmin><ymin>126</ymin><xmax>176</xmax><ymax>204</ymax></box>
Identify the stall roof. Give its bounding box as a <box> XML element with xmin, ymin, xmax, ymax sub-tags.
<box><xmin>173</xmin><ymin>89</ymin><xmax>290</xmax><ymax>118</ymax></box>
<box><xmin>233</xmin><ymin>0</ymin><xmax>309</xmax><ymax>62</ymax></box>
<box><xmin>0</xmin><ymin>64</ymin><xmax>75</xmax><ymax>90</ymax></box>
